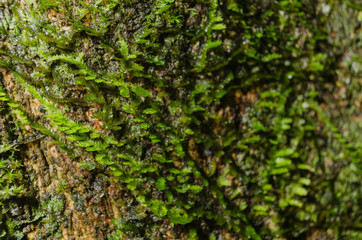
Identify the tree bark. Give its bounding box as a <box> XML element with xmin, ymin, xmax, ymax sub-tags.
<box><xmin>0</xmin><ymin>0</ymin><xmax>361</xmax><ymax>239</ymax></box>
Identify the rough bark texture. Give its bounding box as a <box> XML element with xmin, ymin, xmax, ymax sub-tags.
<box><xmin>0</xmin><ymin>0</ymin><xmax>361</xmax><ymax>239</ymax></box>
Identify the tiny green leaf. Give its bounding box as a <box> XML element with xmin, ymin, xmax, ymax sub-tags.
<box><xmin>155</xmin><ymin>177</ymin><xmax>167</xmax><ymax>190</ymax></box>
<box><xmin>140</xmin><ymin>122</ymin><xmax>151</xmax><ymax>129</ymax></box>
<box><xmin>293</xmin><ymin>184</ymin><xmax>308</xmax><ymax>196</ymax></box>
<box><xmin>275</xmin><ymin>157</ymin><xmax>292</xmax><ymax>168</ymax></box>
<box><xmin>150</xmin><ymin>200</ymin><xmax>168</xmax><ymax>217</ymax></box>
<box><xmin>206</xmin><ymin>40</ymin><xmax>222</xmax><ymax>50</ymax></box>
<box><xmin>132</xmin><ymin>87</ymin><xmax>151</xmax><ymax>97</ymax></box>
<box><xmin>212</xmin><ymin>23</ymin><xmax>227</xmax><ymax>30</ymax></box>
<box><xmin>184</xmin><ymin>129</ymin><xmax>194</xmax><ymax>135</ymax></box>
<box><xmin>143</xmin><ymin>108</ymin><xmax>158</xmax><ymax>114</ymax></box>
<box><xmin>120</xmin><ymin>86</ymin><xmax>130</xmax><ymax>98</ymax></box>
<box><xmin>168</xmin><ymin>208</ymin><xmax>193</xmax><ymax>225</ymax></box>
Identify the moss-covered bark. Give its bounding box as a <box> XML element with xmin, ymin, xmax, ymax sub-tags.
<box><xmin>0</xmin><ymin>0</ymin><xmax>361</xmax><ymax>239</ymax></box>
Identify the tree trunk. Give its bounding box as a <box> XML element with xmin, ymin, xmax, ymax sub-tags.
<box><xmin>0</xmin><ymin>0</ymin><xmax>361</xmax><ymax>239</ymax></box>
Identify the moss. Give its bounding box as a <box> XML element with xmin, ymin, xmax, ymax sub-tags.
<box><xmin>0</xmin><ymin>0</ymin><xmax>361</xmax><ymax>239</ymax></box>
